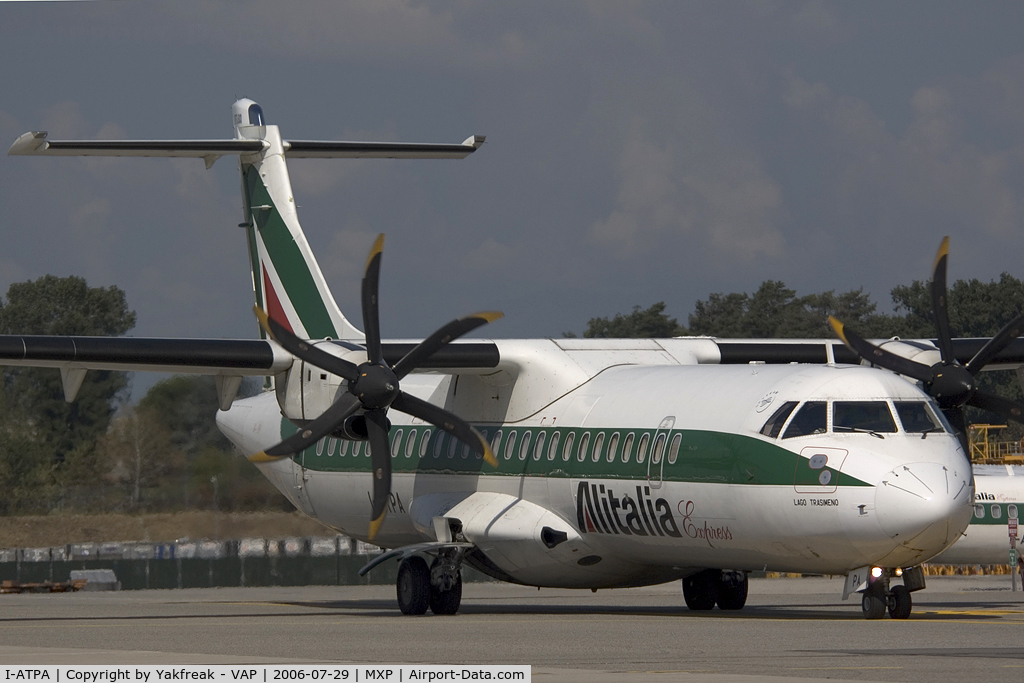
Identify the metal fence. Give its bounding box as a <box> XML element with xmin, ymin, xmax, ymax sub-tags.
<box><xmin>0</xmin><ymin>536</ymin><xmax>489</xmax><ymax>590</ymax></box>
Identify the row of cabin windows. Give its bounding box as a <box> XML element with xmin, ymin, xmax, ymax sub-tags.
<box><xmin>759</xmin><ymin>400</ymin><xmax>949</xmax><ymax>440</ymax></box>
<box><xmin>314</xmin><ymin>427</ymin><xmax>684</xmax><ymax>466</ymax></box>
<box><xmin>974</xmin><ymin>503</ymin><xmax>1019</xmax><ymax>520</ymax></box>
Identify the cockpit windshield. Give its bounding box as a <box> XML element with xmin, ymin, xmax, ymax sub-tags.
<box><xmin>763</xmin><ymin>399</ymin><xmax>951</xmax><ymax>439</ymax></box>
<box><xmin>833</xmin><ymin>401</ymin><xmax>897</xmax><ymax>433</ymax></box>
<box><xmin>248</xmin><ymin>104</ymin><xmax>265</xmax><ymax>126</ymax></box>
<box><xmin>894</xmin><ymin>401</ymin><xmax>946</xmax><ymax>433</ymax></box>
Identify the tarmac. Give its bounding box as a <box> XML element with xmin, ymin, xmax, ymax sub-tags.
<box><xmin>1</xmin><ymin>575</ymin><xmax>1023</xmax><ymax>683</ymax></box>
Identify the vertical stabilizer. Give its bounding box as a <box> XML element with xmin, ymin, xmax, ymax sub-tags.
<box><xmin>234</xmin><ymin>99</ymin><xmax>363</xmax><ymax>342</ymax></box>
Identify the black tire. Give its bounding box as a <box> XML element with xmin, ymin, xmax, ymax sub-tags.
<box><xmin>429</xmin><ymin>571</ymin><xmax>463</xmax><ymax>615</ymax></box>
<box><xmin>397</xmin><ymin>557</ymin><xmax>430</xmax><ymax>615</ymax></box>
<box><xmin>888</xmin><ymin>585</ymin><xmax>912</xmax><ymax>619</ymax></box>
<box><xmin>861</xmin><ymin>585</ymin><xmax>886</xmax><ymax>620</ymax></box>
<box><xmin>716</xmin><ymin>570</ymin><xmax>748</xmax><ymax>610</ymax></box>
<box><xmin>682</xmin><ymin>569</ymin><xmax>720</xmax><ymax>611</ymax></box>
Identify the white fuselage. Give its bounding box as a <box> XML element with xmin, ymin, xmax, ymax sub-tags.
<box><xmin>929</xmin><ymin>465</ymin><xmax>1022</xmax><ymax>565</ymax></box>
<box><xmin>217</xmin><ymin>354</ymin><xmax>974</xmax><ymax>589</ymax></box>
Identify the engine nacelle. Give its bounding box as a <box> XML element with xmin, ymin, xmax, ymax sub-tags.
<box><xmin>872</xmin><ymin>339</ymin><xmax>941</xmax><ymax>372</ymax></box>
<box><xmin>275</xmin><ymin>340</ymin><xmax>367</xmax><ymax>422</ymax></box>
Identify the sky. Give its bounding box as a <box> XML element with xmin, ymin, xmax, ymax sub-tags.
<box><xmin>2</xmin><ymin>1</ymin><xmax>1024</xmax><ymax>399</ymax></box>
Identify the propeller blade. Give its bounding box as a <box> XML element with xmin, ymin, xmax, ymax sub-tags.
<box><xmin>391</xmin><ymin>311</ymin><xmax>504</xmax><ymax>380</ymax></box>
<box><xmin>930</xmin><ymin>236</ymin><xmax>956</xmax><ymax>364</ymax></box>
<box><xmin>829</xmin><ymin>317</ymin><xmax>935</xmax><ymax>383</ymax></box>
<box><xmin>249</xmin><ymin>393</ymin><xmax>362</xmax><ymax>463</ymax></box>
<box><xmin>365</xmin><ymin>408</ymin><xmax>392</xmax><ymax>540</ymax></box>
<box><xmin>965</xmin><ymin>310</ymin><xmax>1024</xmax><ymax>375</ymax></box>
<box><xmin>968</xmin><ymin>390</ymin><xmax>1024</xmax><ymax>424</ymax></box>
<box><xmin>362</xmin><ymin>234</ymin><xmax>385</xmax><ymax>365</ymax></box>
<box><xmin>391</xmin><ymin>391</ymin><xmax>498</xmax><ymax>467</ymax></box>
<box><xmin>254</xmin><ymin>306</ymin><xmax>359</xmax><ymax>382</ymax></box>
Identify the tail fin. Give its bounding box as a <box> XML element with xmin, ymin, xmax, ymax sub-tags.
<box><xmin>234</xmin><ymin>99</ymin><xmax>361</xmax><ymax>341</ymax></box>
<box><xmin>10</xmin><ymin>97</ymin><xmax>484</xmax><ymax>342</ymax></box>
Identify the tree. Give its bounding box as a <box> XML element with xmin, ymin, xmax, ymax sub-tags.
<box><xmin>101</xmin><ymin>405</ymin><xmax>183</xmax><ymax>510</ymax></box>
<box><xmin>0</xmin><ymin>275</ymin><xmax>135</xmax><ymax>512</ymax></box>
<box><xmin>582</xmin><ymin>302</ymin><xmax>686</xmax><ymax>338</ymax></box>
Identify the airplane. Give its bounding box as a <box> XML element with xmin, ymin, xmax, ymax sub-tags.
<box><xmin>930</xmin><ymin>464</ymin><xmax>1024</xmax><ymax>566</ymax></box>
<box><xmin>8</xmin><ymin>98</ymin><xmax>1024</xmax><ymax>620</ymax></box>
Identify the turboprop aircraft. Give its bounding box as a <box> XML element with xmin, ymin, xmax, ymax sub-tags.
<box><xmin>8</xmin><ymin>99</ymin><xmax>1024</xmax><ymax>620</ymax></box>
<box><xmin>930</xmin><ymin>464</ymin><xmax>1024</xmax><ymax>565</ymax></box>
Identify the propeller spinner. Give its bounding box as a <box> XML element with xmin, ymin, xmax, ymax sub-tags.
<box><xmin>251</xmin><ymin>234</ymin><xmax>501</xmax><ymax>540</ymax></box>
<box><xmin>830</xmin><ymin>236</ymin><xmax>1024</xmax><ymax>441</ymax></box>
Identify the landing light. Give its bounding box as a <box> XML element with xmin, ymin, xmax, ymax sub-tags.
<box><xmin>871</xmin><ymin>567</ymin><xmax>883</xmax><ymax>578</ymax></box>
<box><xmin>894</xmin><ymin>568</ymin><xmax>904</xmax><ymax>577</ymax></box>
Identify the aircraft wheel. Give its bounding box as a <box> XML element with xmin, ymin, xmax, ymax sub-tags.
<box><xmin>429</xmin><ymin>571</ymin><xmax>463</xmax><ymax>615</ymax></box>
<box><xmin>887</xmin><ymin>585</ymin><xmax>912</xmax><ymax>619</ymax></box>
<box><xmin>716</xmin><ymin>570</ymin><xmax>748</xmax><ymax>610</ymax></box>
<box><xmin>861</xmin><ymin>584</ymin><xmax>886</xmax><ymax>620</ymax></box>
<box><xmin>682</xmin><ymin>569</ymin><xmax>720</xmax><ymax>611</ymax></box>
<box><xmin>397</xmin><ymin>556</ymin><xmax>430</xmax><ymax>615</ymax></box>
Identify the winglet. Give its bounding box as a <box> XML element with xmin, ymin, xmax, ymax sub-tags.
<box><xmin>828</xmin><ymin>316</ymin><xmax>850</xmax><ymax>347</ymax></box>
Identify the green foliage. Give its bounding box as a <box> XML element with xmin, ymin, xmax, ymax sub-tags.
<box><xmin>583</xmin><ymin>302</ymin><xmax>686</xmax><ymax>338</ymax></box>
<box><xmin>688</xmin><ymin>281</ymin><xmax>897</xmax><ymax>339</ymax></box>
<box><xmin>0</xmin><ymin>275</ymin><xmax>135</xmax><ymax>513</ymax></box>
<box><xmin>138</xmin><ymin>376</ymin><xmax>232</xmax><ymax>455</ymax></box>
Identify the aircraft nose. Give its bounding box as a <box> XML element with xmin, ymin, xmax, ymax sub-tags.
<box><xmin>874</xmin><ymin>460</ymin><xmax>973</xmax><ymax>554</ymax></box>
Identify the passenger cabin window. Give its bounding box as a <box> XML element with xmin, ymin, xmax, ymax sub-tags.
<box><xmin>1010</xmin><ymin>504</ymin><xmax>1019</xmax><ymax>519</ymax></box>
<box><xmin>533</xmin><ymin>433</ymin><xmax>546</xmax><ymax>461</ymax></box>
<box><xmin>992</xmin><ymin>504</ymin><xmax>1003</xmax><ymax>519</ymax></box>
<box><xmin>577</xmin><ymin>432</ymin><xmax>590</xmax><ymax>462</ymax></box>
<box><xmin>248</xmin><ymin>104</ymin><xmax>265</xmax><ymax>125</ymax></box>
<box><xmin>894</xmin><ymin>402</ymin><xmax>945</xmax><ymax>433</ymax></box>
<box><xmin>974</xmin><ymin>504</ymin><xmax>985</xmax><ymax>519</ymax></box>
<box><xmin>519</xmin><ymin>431</ymin><xmax>532</xmax><ymax>460</ymax></box>
<box><xmin>548</xmin><ymin>432</ymin><xmax>561</xmax><ymax>461</ymax></box>
<box><xmin>419</xmin><ymin>430</ymin><xmax>431</xmax><ymax>457</ymax></box>
<box><xmin>834</xmin><ymin>401</ymin><xmax>897</xmax><ymax>434</ymax></box>
<box><xmin>562</xmin><ymin>432</ymin><xmax>575</xmax><ymax>461</ymax></box>
<box><xmin>607</xmin><ymin>433</ymin><xmax>619</xmax><ymax>463</ymax></box>
<box><xmin>636</xmin><ymin>433</ymin><xmax>650</xmax><ymax>464</ymax></box>
<box><xmin>652</xmin><ymin>433</ymin><xmax>666</xmax><ymax>464</ymax></box>
<box><xmin>406</xmin><ymin>430</ymin><xmax>417</xmax><ymax>457</ymax></box>
<box><xmin>760</xmin><ymin>401</ymin><xmax>798</xmax><ymax>438</ymax></box>
<box><xmin>591</xmin><ymin>432</ymin><xmax>604</xmax><ymax>463</ymax></box>
<box><xmin>622</xmin><ymin>433</ymin><xmax>635</xmax><ymax>463</ymax></box>
<box><xmin>782</xmin><ymin>402</ymin><xmax>827</xmax><ymax>439</ymax></box>
<box><xmin>668</xmin><ymin>434</ymin><xmax>681</xmax><ymax>464</ymax></box>
<box><xmin>504</xmin><ymin>431</ymin><xmax>517</xmax><ymax>460</ymax></box>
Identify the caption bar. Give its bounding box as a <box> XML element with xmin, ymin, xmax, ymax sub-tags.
<box><xmin>2</xmin><ymin>666</ymin><xmax>530</xmax><ymax>683</ymax></box>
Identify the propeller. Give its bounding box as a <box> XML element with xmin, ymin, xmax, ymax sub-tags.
<box><xmin>829</xmin><ymin>236</ymin><xmax>1024</xmax><ymax>445</ymax></box>
<box><xmin>250</xmin><ymin>234</ymin><xmax>502</xmax><ymax>540</ymax></box>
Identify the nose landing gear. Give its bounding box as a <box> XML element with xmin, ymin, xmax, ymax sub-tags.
<box><xmin>853</xmin><ymin>566</ymin><xmax>923</xmax><ymax>619</ymax></box>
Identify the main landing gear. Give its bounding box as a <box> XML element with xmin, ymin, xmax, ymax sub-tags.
<box><xmin>682</xmin><ymin>569</ymin><xmax>748</xmax><ymax>611</ymax></box>
<box><xmin>396</xmin><ymin>551</ymin><xmax>464</xmax><ymax>616</ymax></box>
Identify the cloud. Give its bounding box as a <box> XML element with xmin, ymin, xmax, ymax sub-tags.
<box><xmin>588</xmin><ymin>117</ymin><xmax>783</xmax><ymax>260</ymax></box>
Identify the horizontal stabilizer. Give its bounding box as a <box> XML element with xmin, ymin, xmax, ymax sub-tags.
<box><xmin>9</xmin><ymin>132</ymin><xmax>485</xmax><ymax>162</ymax></box>
<box><xmin>283</xmin><ymin>135</ymin><xmax>485</xmax><ymax>159</ymax></box>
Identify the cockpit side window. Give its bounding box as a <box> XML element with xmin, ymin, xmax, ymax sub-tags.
<box><xmin>894</xmin><ymin>402</ymin><xmax>946</xmax><ymax>433</ymax></box>
<box><xmin>760</xmin><ymin>401</ymin><xmax>798</xmax><ymax>438</ymax></box>
<box><xmin>782</xmin><ymin>401</ymin><xmax>826</xmax><ymax>439</ymax></box>
<box><xmin>248</xmin><ymin>104</ymin><xmax>265</xmax><ymax>126</ymax></box>
<box><xmin>834</xmin><ymin>401</ymin><xmax>897</xmax><ymax>433</ymax></box>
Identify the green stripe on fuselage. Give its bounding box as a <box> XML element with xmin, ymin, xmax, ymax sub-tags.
<box><xmin>286</xmin><ymin>418</ymin><xmax>872</xmax><ymax>487</ymax></box>
<box><xmin>243</xmin><ymin>166</ymin><xmax>337</xmax><ymax>339</ymax></box>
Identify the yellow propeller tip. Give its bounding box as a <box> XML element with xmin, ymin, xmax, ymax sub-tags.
<box><xmin>474</xmin><ymin>311</ymin><xmax>505</xmax><ymax>324</ymax></box>
<box><xmin>368</xmin><ymin>512</ymin><xmax>386</xmax><ymax>541</ymax></box>
<box><xmin>248</xmin><ymin>451</ymin><xmax>279</xmax><ymax>463</ymax></box>
<box><xmin>934</xmin><ymin>236</ymin><xmax>950</xmax><ymax>270</ymax></box>
<box><xmin>253</xmin><ymin>306</ymin><xmax>274</xmax><ymax>339</ymax></box>
<box><xmin>828</xmin><ymin>316</ymin><xmax>849</xmax><ymax>345</ymax></box>
<box><xmin>364</xmin><ymin>234</ymin><xmax>385</xmax><ymax>273</ymax></box>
